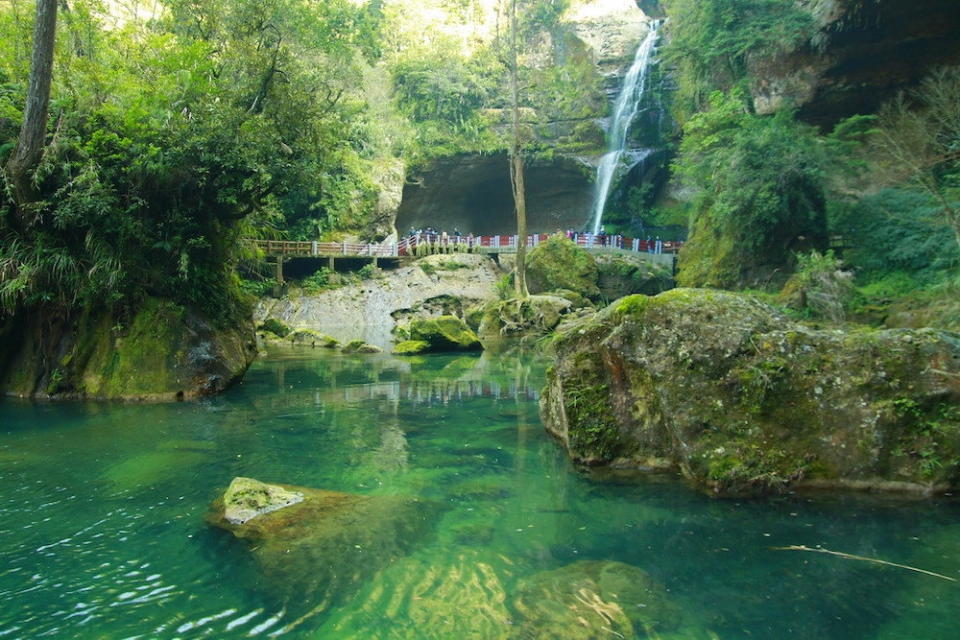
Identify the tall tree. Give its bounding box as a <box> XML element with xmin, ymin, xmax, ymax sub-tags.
<box><xmin>5</xmin><ymin>0</ymin><xmax>57</xmax><ymax>211</ymax></box>
<box><xmin>507</xmin><ymin>0</ymin><xmax>528</xmax><ymax>298</ymax></box>
<box><xmin>871</xmin><ymin>68</ymin><xmax>960</xmax><ymax>252</ymax></box>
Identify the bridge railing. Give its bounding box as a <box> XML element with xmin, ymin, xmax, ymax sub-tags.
<box><xmin>249</xmin><ymin>239</ymin><xmax>398</xmax><ymax>257</ymax></box>
<box><xmin>249</xmin><ymin>233</ymin><xmax>684</xmax><ymax>259</ymax></box>
<box><xmin>397</xmin><ymin>232</ymin><xmax>682</xmax><ymax>256</ymax></box>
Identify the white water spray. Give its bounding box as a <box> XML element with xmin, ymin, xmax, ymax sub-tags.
<box><xmin>589</xmin><ymin>21</ymin><xmax>661</xmax><ymax>235</ymax></box>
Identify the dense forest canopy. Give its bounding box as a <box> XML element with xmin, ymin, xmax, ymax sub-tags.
<box><xmin>0</xmin><ymin>0</ymin><xmax>957</xmax><ymax>332</ymax></box>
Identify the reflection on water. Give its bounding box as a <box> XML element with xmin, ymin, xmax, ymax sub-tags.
<box><xmin>0</xmin><ymin>350</ymin><xmax>959</xmax><ymax>639</ymax></box>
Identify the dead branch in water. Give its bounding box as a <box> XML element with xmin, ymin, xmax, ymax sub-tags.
<box><xmin>773</xmin><ymin>545</ymin><xmax>957</xmax><ymax>582</ymax></box>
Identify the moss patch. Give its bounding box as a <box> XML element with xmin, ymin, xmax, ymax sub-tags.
<box><xmin>407</xmin><ymin>315</ymin><xmax>482</xmax><ymax>352</ymax></box>
<box><xmin>393</xmin><ymin>340</ymin><xmax>430</xmax><ymax>355</ymax></box>
<box><xmin>525</xmin><ymin>234</ymin><xmax>600</xmax><ymax>299</ymax></box>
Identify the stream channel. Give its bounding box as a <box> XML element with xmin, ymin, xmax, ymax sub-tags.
<box><xmin>1</xmin><ymin>350</ymin><xmax>959</xmax><ymax>638</ymax></box>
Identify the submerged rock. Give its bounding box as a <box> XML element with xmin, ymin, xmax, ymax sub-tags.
<box><xmin>510</xmin><ymin>560</ymin><xmax>681</xmax><ymax>639</ymax></box>
<box><xmin>319</xmin><ymin>551</ymin><xmax>512</xmax><ymax>639</ymax></box>
<box><xmin>541</xmin><ymin>288</ymin><xmax>960</xmax><ymax>496</ymax></box>
<box><xmin>206</xmin><ymin>478</ymin><xmax>443</xmax><ymax>616</ymax></box>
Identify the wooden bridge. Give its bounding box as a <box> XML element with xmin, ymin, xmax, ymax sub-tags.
<box><xmin>247</xmin><ymin>233</ymin><xmax>683</xmax><ymax>283</ymax></box>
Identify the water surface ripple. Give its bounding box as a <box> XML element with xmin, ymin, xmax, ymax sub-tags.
<box><xmin>1</xmin><ymin>350</ymin><xmax>958</xmax><ymax>638</ymax></box>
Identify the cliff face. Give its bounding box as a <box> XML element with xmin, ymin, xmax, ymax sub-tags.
<box><xmin>396</xmin><ymin>153</ymin><xmax>595</xmax><ymax>236</ymax></box>
<box><xmin>750</xmin><ymin>0</ymin><xmax>960</xmax><ymax>126</ymax></box>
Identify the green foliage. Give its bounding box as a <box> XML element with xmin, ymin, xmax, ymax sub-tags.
<box><xmin>0</xmin><ymin>0</ymin><xmax>384</xmax><ymax>324</ymax></box>
<box><xmin>301</xmin><ymin>268</ymin><xmax>334</xmax><ymax>293</ymax></box>
<box><xmin>779</xmin><ymin>250</ymin><xmax>853</xmax><ymax>322</ymax></box>
<box><xmin>238</xmin><ymin>277</ymin><xmax>278</xmax><ymax>298</ymax></box>
<box><xmin>495</xmin><ymin>273</ymin><xmax>514</xmax><ymax>300</ymax></box>
<box><xmin>675</xmin><ymin>90</ymin><xmax>828</xmax><ymax>288</ymax></box>
<box><xmin>830</xmin><ymin>188</ymin><xmax>959</xmax><ymax>281</ymax></box>
<box><xmin>388</xmin><ymin>43</ymin><xmax>502</xmax><ymax>164</ymax></box>
<box><xmin>660</xmin><ymin>0</ymin><xmax>815</xmax><ymax>119</ymax></box>
<box><xmin>358</xmin><ymin>263</ymin><xmax>382</xmax><ymax>280</ymax></box>
<box><xmin>868</xmin><ymin>67</ymin><xmax>960</xmax><ymax>252</ymax></box>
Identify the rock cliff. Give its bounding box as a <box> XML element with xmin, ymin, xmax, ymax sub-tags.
<box><xmin>541</xmin><ymin>288</ymin><xmax>960</xmax><ymax>496</ymax></box>
<box><xmin>749</xmin><ymin>0</ymin><xmax>960</xmax><ymax>126</ymax></box>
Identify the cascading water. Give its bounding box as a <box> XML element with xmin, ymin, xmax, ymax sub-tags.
<box><xmin>590</xmin><ymin>20</ymin><xmax>661</xmax><ymax>235</ymax></box>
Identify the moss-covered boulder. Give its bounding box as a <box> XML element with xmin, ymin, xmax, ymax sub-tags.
<box><xmin>257</xmin><ymin>318</ymin><xmax>291</xmax><ymax>338</ymax></box>
<box><xmin>342</xmin><ymin>339</ymin><xmax>383</xmax><ymax>354</ymax></box>
<box><xmin>220</xmin><ymin>477</ymin><xmax>304</xmax><ymax>524</ymax></box>
<box><xmin>288</xmin><ymin>328</ymin><xmax>339</xmax><ymax>348</ymax></box>
<box><xmin>206</xmin><ymin>478</ymin><xmax>444</xmax><ymax>617</ymax></box>
<box><xmin>0</xmin><ymin>298</ymin><xmax>255</xmax><ymax>401</ymax></box>
<box><xmin>478</xmin><ymin>295</ymin><xmax>573</xmax><ymax>344</ymax></box>
<box><xmin>594</xmin><ymin>254</ymin><xmax>673</xmax><ymax>300</ymax></box>
<box><xmin>510</xmin><ymin>561</ymin><xmax>681</xmax><ymax>639</ymax></box>
<box><xmin>406</xmin><ymin>315</ymin><xmax>482</xmax><ymax>352</ymax></box>
<box><xmin>393</xmin><ymin>340</ymin><xmax>430</xmax><ymax>355</ymax></box>
<box><xmin>525</xmin><ymin>234</ymin><xmax>600</xmax><ymax>299</ymax></box>
<box><xmin>541</xmin><ymin>288</ymin><xmax>960</xmax><ymax>496</ymax></box>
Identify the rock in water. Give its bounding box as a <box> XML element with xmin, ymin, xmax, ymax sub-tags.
<box><xmin>221</xmin><ymin>477</ymin><xmax>304</xmax><ymax>524</ymax></box>
<box><xmin>319</xmin><ymin>551</ymin><xmax>512</xmax><ymax>639</ymax></box>
<box><xmin>541</xmin><ymin>288</ymin><xmax>960</xmax><ymax>496</ymax></box>
<box><xmin>406</xmin><ymin>315</ymin><xmax>482</xmax><ymax>351</ymax></box>
<box><xmin>510</xmin><ymin>561</ymin><xmax>681</xmax><ymax>639</ymax></box>
<box><xmin>206</xmin><ymin>478</ymin><xmax>443</xmax><ymax>617</ymax></box>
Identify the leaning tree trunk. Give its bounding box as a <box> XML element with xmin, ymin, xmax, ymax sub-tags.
<box><xmin>508</xmin><ymin>0</ymin><xmax>528</xmax><ymax>299</ymax></box>
<box><xmin>5</xmin><ymin>0</ymin><xmax>58</xmax><ymax>210</ymax></box>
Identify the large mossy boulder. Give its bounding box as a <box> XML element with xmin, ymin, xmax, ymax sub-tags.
<box><xmin>525</xmin><ymin>234</ymin><xmax>600</xmax><ymax>299</ymax></box>
<box><xmin>511</xmin><ymin>561</ymin><xmax>681</xmax><ymax>639</ymax></box>
<box><xmin>541</xmin><ymin>288</ymin><xmax>960</xmax><ymax>496</ymax></box>
<box><xmin>206</xmin><ymin>477</ymin><xmax>443</xmax><ymax>616</ymax></box>
<box><xmin>0</xmin><ymin>298</ymin><xmax>255</xmax><ymax>401</ymax></box>
<box><xmin>406</xmin><ymin>315</ymin><xmax>482</xmax><ymax>352</ymax></box>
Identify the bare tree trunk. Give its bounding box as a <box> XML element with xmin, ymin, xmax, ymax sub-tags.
<box><xmin>5</xmin><ymin>0</ymin><xmax>58</xmax><ymax>210</ymax></box>
<box><xmin>508</xmin><ymin>0</ymin><xmax>528</xmax><ymax>298</ymax></box>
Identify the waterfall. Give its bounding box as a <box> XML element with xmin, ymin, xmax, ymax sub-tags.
<box><xmin>589</xmin><ymin>21</ymin><xmax>661</xmax><ymax>235</ymax></box>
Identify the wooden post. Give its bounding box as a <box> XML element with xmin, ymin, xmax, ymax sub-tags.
<box><xmin>275</xmin><ymin>257</ymin><xmax>284</xmax><ymax>284</ymax></box>
<box><xmin>328</xmin><ymin>256</ymin><xmax>335</xmax><ymax>271</ymax></box>
<box><xmin>372</xmin><ymin>256</ymin><xmax>378</xmax><ymax>268</ymax></box>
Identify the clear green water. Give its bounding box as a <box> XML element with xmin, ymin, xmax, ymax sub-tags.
<box><xmin>1</xmin><ymin>350</ymin><xmax>959</xmax><ymax>639</ymax></box>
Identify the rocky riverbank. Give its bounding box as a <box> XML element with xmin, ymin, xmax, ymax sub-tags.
<box><xmin>255</xmin><ymin>253</ymin><xmax>502</xmax><ymax>349</ymax></box>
